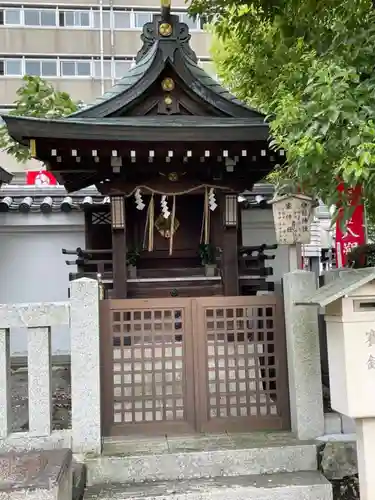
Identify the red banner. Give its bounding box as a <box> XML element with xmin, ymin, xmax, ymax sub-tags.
<box><xmin>335</xmin><ymin>184</ymin><xmax>365</xmax><ymax>267</ymax></box>
<box><xmin>26</xmin><ymin>170</ymin><xmax>57</xmax><ymax>186</ymax></box>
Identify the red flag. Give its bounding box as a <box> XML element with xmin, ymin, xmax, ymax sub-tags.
<box><xmin>335</xmin><ymin>184</ymin><xmax>365</xmax><ymax>267</ymax></box>
<box><xmin>26</xmin><ymin>170</ymin><xmax>57</xmax><ymax>186</ymax></box>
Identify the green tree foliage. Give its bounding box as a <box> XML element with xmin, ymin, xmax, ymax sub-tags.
<box><xmin>0</xmin><ymin>75</ymin><xmax>78</xmax><ymax>163</ymax></box>
<box><xmin>189</xmin><ymin>0</ymin><xmax>375</xmax><ymax>223</ymax></box>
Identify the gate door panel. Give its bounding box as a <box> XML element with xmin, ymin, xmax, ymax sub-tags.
<box><xmin>101</xmin><ymin>298</ymin><xmax>196</xmax><ymax>436</ymax></box>
<box><xmin>194</xmin><ymin>296</ymin><xmax>290</xmax><ymax>433</ymax></box>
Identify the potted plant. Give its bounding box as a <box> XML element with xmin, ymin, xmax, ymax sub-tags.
<box><xmin>126</xmin><ymin>248</ymin><xmax>140</xmax><ymax>279</ymax></box>
<box><xmin>198</xmin><ymin>243</ymin><xmax>217</xmax><ymax>277</ymax></box>
<box><xmin>269</xmin><ymin>180</ymin><xmax>318</xmax><ymax>245</ymax></box>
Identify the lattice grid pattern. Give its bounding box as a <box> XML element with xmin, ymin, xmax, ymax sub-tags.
<box><xmin>92</xmin><ymin>212</ymin><xmax>111</xmax><ymax>225</ymax></box>
<box><xmin>205</xmin><ymin>306</ymin><xmax>278</xmax><ymax>419</ymax></box>
<box><xmin>111</xmin><ymin>308</ymin><xmax>185</xmax><ymax>425</ymax></box>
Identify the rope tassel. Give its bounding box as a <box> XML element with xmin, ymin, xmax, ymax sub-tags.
<box><xmin>148</xmin><ymin>194</ymin><xmax>154</xmax><ymax>252</ymax></box>
<box><xmin>142</xmin><ymin>194</ymin><xmax>155</xmax><ymax>252</ymax></box>
<box><xmin>200</xmin><ymin>187</ymin><xmax>211</xmax><ymax>245</ymax></box>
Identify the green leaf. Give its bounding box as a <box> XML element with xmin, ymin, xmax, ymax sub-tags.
<box><xmin>1</xmin><ymin>76</ymin><xmax>78</xmax><ymax>164</ymax></box>
<box><xmin>190</xmin><ymin>0</ymin><xmax>375</xmax><ymax>226</ymax></box>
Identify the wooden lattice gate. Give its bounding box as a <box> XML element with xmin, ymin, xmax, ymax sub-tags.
<box><xmin>100</xmin><ymin>296</ymin><xmax>290</xmax><ymax>436</ymax></box>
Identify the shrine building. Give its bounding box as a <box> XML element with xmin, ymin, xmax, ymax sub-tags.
<box><xmin>3</xmin><ymin>2</ymin><xmax>291</xmax><ymax>436</ymax></box>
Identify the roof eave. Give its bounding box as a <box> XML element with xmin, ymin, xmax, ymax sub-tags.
<box><xmin>0</xmin><ymin>166</ymin><xmax>13</xmax><ymax>185</ymax></box>
<box><xmin>295</xmin><ymin>268</ymin><xmax>375</xmax><ymax>307</ymax></box>
<box><xmin>70</xmin><ymin>43</ymin><xmax>163</xmax><ymax>119</ymax></box>
<box><xmin>3</xmin><ymin>116</ymin><xmax>270</xmax><ymax>143</ymax></box>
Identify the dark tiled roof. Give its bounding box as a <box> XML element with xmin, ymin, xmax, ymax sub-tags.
<box><xmin>0</xmin><ymin>166</ymin><xmax>13</xmax><ymax>186</ymax></box>
<box><xmin>69</xmin><ymin>44</ymin><xmax>160</xmax><ymax>118</ymax></box>
<box><xmin>185</xmin><ymin>56</ymin><xmax>251</xmax><ymax>112</ymax></box>
<box><xmin>70</xmin><ymin>12</ymin><xmax>264</xmax><ymax>120</ymax></box>
<box><xmin>0</xmin><ymin>184</ymin><xmax>274</xmax><ymax>213</ymax></box>
<box><xmin>3</xmin><ymin>115</ymin><xmax>268</xmax><ymax>144</ymax></box>
<box><xmin>0</xmin><ymin>194</ymin><xmax>108</xmax><ymax>213</ymax></box>
<box><xmin>1</xmin><ymin>10</ymin><xmax>270</xmax><ymax>193</ymax></box>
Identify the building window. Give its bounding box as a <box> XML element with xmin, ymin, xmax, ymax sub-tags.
<box><xmin>114</xmin><ymin>11</ymin><xmax>131</xmax><ymax>29</ymax></box>
<box><xmin>24</xmin><ymin>9</ymin><xmax>39</xmax><ymax>26</ymax></box>
<box><xmin>24</xmin><ymin>60</ymin><xmax>40</xmax><ymax>76</ymax></box>
<box><xmin>180</xmin><ymin>13</ymin><xmax>198</xmax><ymax>30</ymax></box>
<box><xmin>5</xmin><ymin>59</ymin><xmax>22</xmax><ymax>76</ymax></box>
<box><xmin>60</xmin><ymin>10</ymin><xmax>90</xmax><ymax>27</ymax></box>
<box><xmin>76</xmin><ymin>61</ymin><xmax>91</xmax><ymax>76</ymax></box>
<box><xmin>92</xmin><ymin>10</ymin><xmax>111</xmax><ymax>29</ymax></box>
<box><xmin>114</xmin><ymin>60</ymin><xmax>132</xmax><ymax>79</ymax></box>
<box><xmin>25</xmin><ymin>59</ymin><xmax>57</xmax><ymax>77</ymax></box>
<box><xmin>24</xmin><ymin>9</ymin><xmax>57</xmax><ymax>27</ymax></box>
<box><xmin>4</xmin><ymin>8</ymin><xmax>21</xmax><ymax>25</ymax></box>
<box><xmin>93</xmin><ymin>60</ymin><xmax>111</xmax><ymax>79</ymax></box>
<box><xmin>0</xmin><ymin>6</ymin><xmax>205</xmax><ymax>30</ymax></box>
<box><xmin>134</xmin><ymin>12</ymin><xmax>152</xmax><ymax>28</ymax></box>
<box><xmin>61</xmin><ymin>60</ymin><xmax>91</xmax><ymax>77</ymax></box>
<box><xmin>0</xmin><ymin>55</ymin><xmax>212</xmax><ymax>79</ymax></box>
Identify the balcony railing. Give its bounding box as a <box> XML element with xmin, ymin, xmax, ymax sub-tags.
<box><xmin>62</xmin><ymin>244</ymin><xmax>278</xmax><ymax>296</ymax></box>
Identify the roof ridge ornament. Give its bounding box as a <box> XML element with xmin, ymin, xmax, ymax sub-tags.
<box><xmin>160</xmin><ymin>0</ymin><xmax>172</xmax><ymax>37</ymax></box>
<box><xmin>161</xmin><ymin>0</ymin><xmax>171</xmax><ymax>21</ymax></box>
<box><xmin>136</xmin><ymin>4</ymin><xmax>197</xmax><ymax>64</ymax></box>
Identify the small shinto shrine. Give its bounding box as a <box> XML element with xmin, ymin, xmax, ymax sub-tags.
<box><xmin>3</xmin><ymin>2</ymin><xmax>290</xmax><ymax>436</ymax></box>
<box><xmin>4</xmin><ymin>1</ymin><xmax>282</xmax><ymax>300</ymax></box>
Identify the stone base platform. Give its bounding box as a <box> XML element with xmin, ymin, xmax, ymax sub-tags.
<box><xmin>83</xmin><ymin>433</ymin><xmax>332</xmax><ymax>500</ymax></box>
<box><xmin>85</xmin><ymin>472</ymin><xmax>332</xmax><ymax>500</ymax></box>
<box><xmin>0</xmin><ymin>449</ymin><xmax>72</xmax><ymax>500</ymax></box>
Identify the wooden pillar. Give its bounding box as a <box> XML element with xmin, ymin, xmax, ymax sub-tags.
<box><xmin>221</xmin><ymin>194</ymin><xmax>239</xmax><ymax>296</ymax></box>
<box><xmin>84</xmin><ymin>210</ymin><xmax>92</xmax><ymax>249</ymax></box>
<box><xmin>237</xmin><ymin>203</ymin><xmax>243</xmax><ymax>248</ymax></box>
<box><xmin>111</xmin><ymin>196</ymin><xmax>127</xmax><ymax>298</ymax></box>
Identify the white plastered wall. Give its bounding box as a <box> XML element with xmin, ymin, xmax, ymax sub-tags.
<box><xmin>241</xmin><ymin>208</ymin><xmax>289</xmax><ymax>291</ymax></box>
<box><xmin>0</xmin><ymin>211</ymin><xmax>85</xmax><ymax>355</ymax></box>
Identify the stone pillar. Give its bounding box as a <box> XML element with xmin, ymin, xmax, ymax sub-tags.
<box><xmin>356</xmin><ymin>418</ymin><xmax>375</xmax><ymax>500</ymax></box>
<box><xmin>0</xmin><ymin>328</ymin><xmax>11</xmax><ymax>439</ymax></box>
<box><xmin>287</xmin><ymin>244</ymin><xmax>302</xmax><ymax>272</ymax></box>
<box><xmin>283</xmin><ymin>270</ymin><xmax>324</xmax><ymax>439</ymax></box>
<box><xmin>322</xmin><ymin>268</ymin><xmax>357</xmax><ymax>434</ymax></box>
<box><xmin>28</xmin><ymin>327</ymin><xmax>52</xmax><ymax>435</ymax></box>
<box><xmin>310</xmin><ymin>256</ymin><xmax>320</xmax><ymax>283</ymax></box>
<box><xmin>70</xmin><ymin>278</ymin><xmax>101</xmax><ymax>454</ymax></box>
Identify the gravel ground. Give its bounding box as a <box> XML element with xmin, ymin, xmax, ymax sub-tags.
<box><xmin>11</xmin><ymin>365</ymin><xmax>71</xmax><ymax>432</ymax></box>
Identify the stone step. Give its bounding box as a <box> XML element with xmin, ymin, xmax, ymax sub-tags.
<box><xmin>84</xmin><ymin>471</ymin><xmax>332</xmax><ymax>500</ymax></box>
<box><xmin>85</xmin><ymin>442</ymin><xmax>318</xmax><ymax>485</ymax></box>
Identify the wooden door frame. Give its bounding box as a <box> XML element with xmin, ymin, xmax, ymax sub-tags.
<box><xmin>193</xmin><ymin>296</ymin><xmax>290</xmax><ymax>433</ymax></box>
<box><xmin>99</xmin><ymin>295</ymin><xmax>290</xmax><ymax>437</ymax></box>
<box><xmin>100</xmin><ymin>298</ymin><xmax>197</xmax><ymax>437</ymax></box>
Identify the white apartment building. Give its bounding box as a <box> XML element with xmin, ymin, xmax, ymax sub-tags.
<box><xmin>0</xmin><ymin>1</ymin><xmax>213</xmax><ymax>173</ymax></box>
